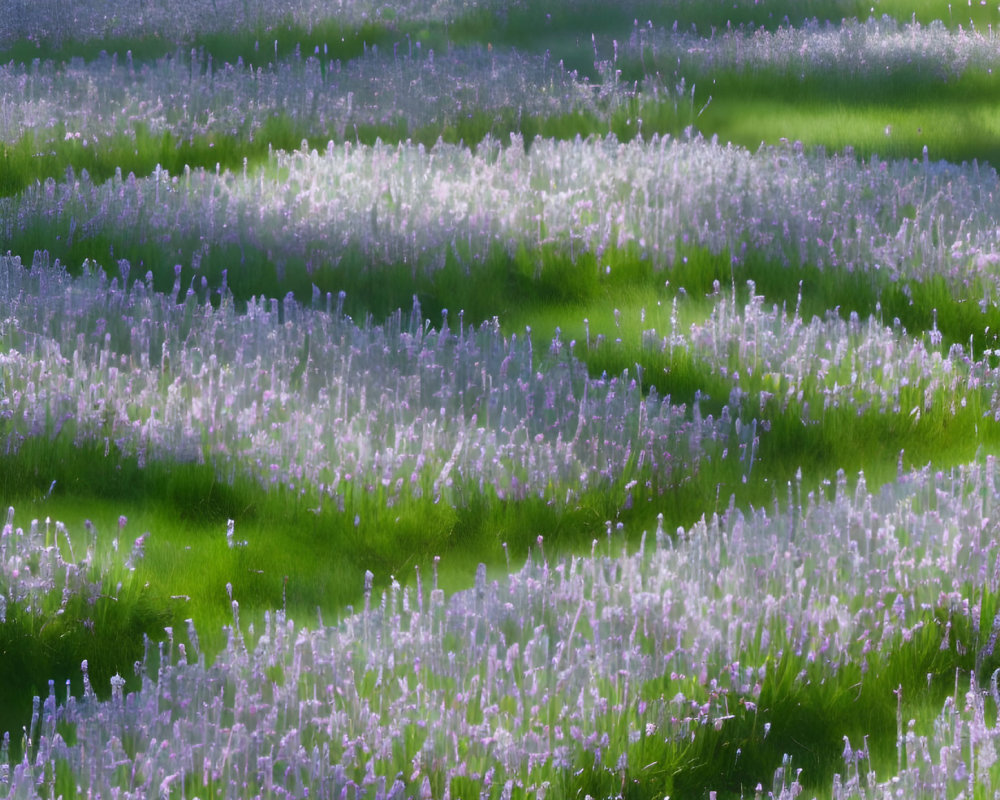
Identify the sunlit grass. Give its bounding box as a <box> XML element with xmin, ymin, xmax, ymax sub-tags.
<box><xmin>0</xmin><ymin>432</ymin><xmax>670</xmax><ymax>658</ymax></box>
<box><xmin>874</xmin><ymin>0</ymin><xmax>1000</xmax><ymax>27</ymax></box>
<box><xmin>696</xmin><ymin>95</ymin><xmax>1000</xmax><ymax>167</ymax></box>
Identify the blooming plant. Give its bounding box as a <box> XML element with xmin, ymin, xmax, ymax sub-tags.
<box><xmin>0</xmin><ymin>44</ymin><xmax>610</xmax><ymax>153</ymax></box>
<box><xmin>7</xmin><ymin>133</ymin><xmax>1000</xmax><ymax>311</ymax></box>
<box><xmin>0</xmin><ymin>253</ymin><xmax>747</xmax><ymax>511</ymax></box>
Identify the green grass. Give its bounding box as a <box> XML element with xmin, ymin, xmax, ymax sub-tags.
<box><xmin>695</xmin><ymin>95</ymin><xmax>1000</xmax><ymax>167</ymax></box>
<box><xmin>874</xmin><ymin>0</ymin><xmax>1000</xmax><ymax>28</ymax></box>
<box><xmin>0</xmin><ymin>531</ymin><xmax>172</xmax><ymax>762</ymax></box>
<box><xmin>0</xmin><ymin>117</ymin><xmax>331</xmax><ymax>201</ymax></box>
<box><xmin>615</xmin><ymin>64</ymin><xmax>1000</xmax><ymax>166</ymax></box>
<box><xmin>508</xmin><ymin>244</ymin><xmax>1000</xmax><ymax>368</ymax></box>
<box><xmin>0</xmin><ymin>429</ymin><xmax>683</xmax><ymax>657</ymax></box>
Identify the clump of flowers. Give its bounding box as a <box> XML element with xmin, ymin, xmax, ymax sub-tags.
<box><xmin>0</xmin><ymin>252</ymin><xmax>750</xmax><ymax>511</ymax></box>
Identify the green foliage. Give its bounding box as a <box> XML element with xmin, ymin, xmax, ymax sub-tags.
<box><xmin>0</xmin><ymin>118</ymin><xmax>321</xmax><ymax>201</ymax></box>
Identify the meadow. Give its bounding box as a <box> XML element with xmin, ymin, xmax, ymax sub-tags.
<box><xmin>4</xmin><ymin>0</ymin><xmax>1000</xmax><ymax>796</ymax></box>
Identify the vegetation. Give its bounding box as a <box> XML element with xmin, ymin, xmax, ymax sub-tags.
<box><xmin>2</xmin><ymin>0</ymin><xmax>1000</xmax><ymax>796</ymax></box>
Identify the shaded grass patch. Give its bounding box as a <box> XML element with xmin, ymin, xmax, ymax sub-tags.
<box><xmin>0</xmin><ymin>17</ymin><xmax>423</xmax><ymax>71</ymax></box>
<box><xmin>628</xmin><ymin>591</ymin><xmax>1000</xmax><ymax>799</ymax></box>
<box><xmin>0</xmin><ymin>545</ymin><xmax>171</xmax><ymax>762</ymax></box>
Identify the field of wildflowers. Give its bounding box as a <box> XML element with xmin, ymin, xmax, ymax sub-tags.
<box><xmin>6</xmin><ymin>0</ymin><xmax>1000</xmax><ymax>797</ymax></box>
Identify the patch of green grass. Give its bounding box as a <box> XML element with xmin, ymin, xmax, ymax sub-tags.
<box><xmin>756</xmin><ymin>66</ymin><xmax>997</xmax><ymax>108</ymax></box>
<box><xmin>3</xmin><ymin>425</ymin><xmax>728</xmax><ymax>664</ymax></box>
<box><xmin>873</xmin><ymin>0</ymin><xmax>1000</xmax><ymax>28</ymax></box>
<box><xmin>0</xmin><ymin>117</ymin><xmax>321</xmax><ymax>201</ymax></box>
<box><xmin>0</xmin><ymin>551</ymin><xmax>171</xmax><ymax>762</ymax></box>
<box><xmin>451</xmin><ymin>0</ymin><xmax>872</xmax><ymax>51</ymax></box>
<box><xmin>612</xmin><ymin>62</ymin><xmax>1000</xmax><ymax>166</ymax></box>
<box><xmin>1</xmin><ymin>229</ymin><xmax>663</xmax><ymax>329</ymax></box>
<box><xmin>693</xmin><ymin>95</ymin><xmax>1000</xmax><ymax>167</ymax></box>
<box><xmin>514</xmin><ymin>245</ymin><xmax>1000</xmax><ymax>375</ymax></box>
